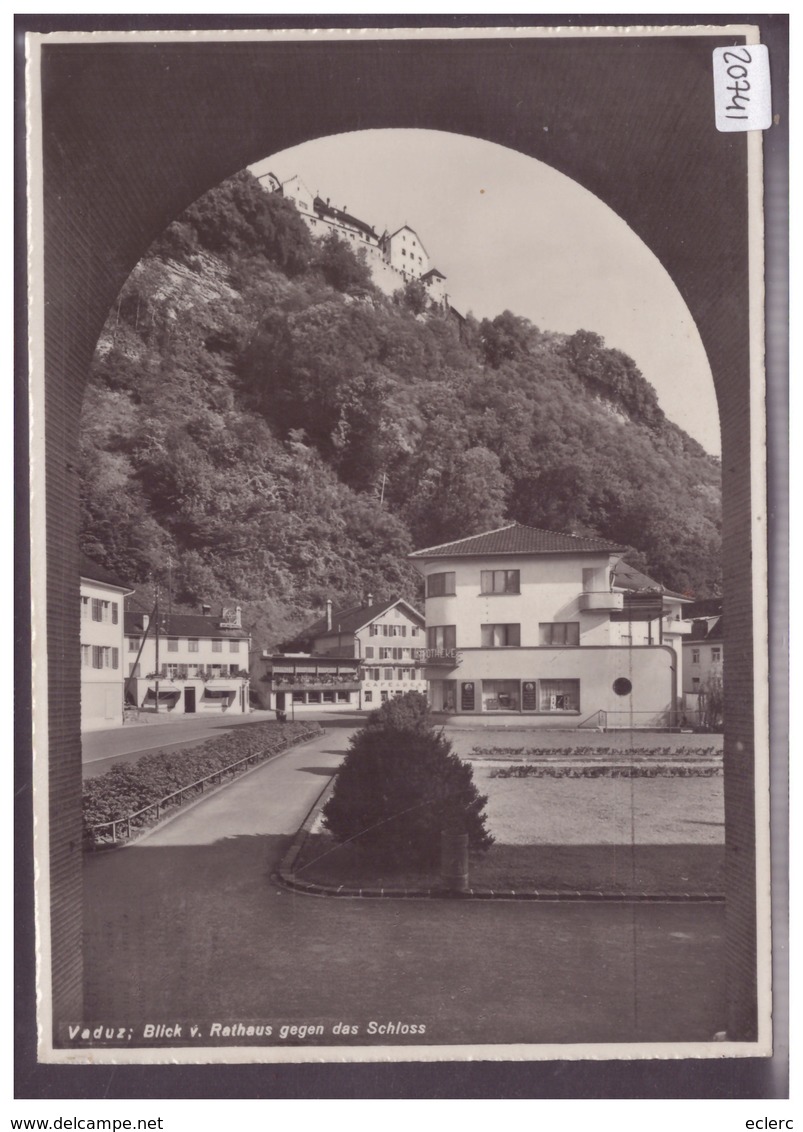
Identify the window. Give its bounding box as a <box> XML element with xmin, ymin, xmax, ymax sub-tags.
<box><xmin>612</xmin><ymin>677</ymin><xmax>632</xmax><ymax>696</ymax></box>
<box><xmin>292</xmin><ymin>691</ymin><xmax>305</xmax><ymax>704</ymax></box>
<box><xmin>188</xmin><ymin>639</ymin><xmax>199</xmax><ymax>653</ymax></box>
<box><xmin>307</xmin><ymin>691</ymin><xmax>321</xmax><ymax>704</ymax></box>
<box><xmin>230</xmin><ymin>641</ymin><xmax>240</xmax><ymax>653</ymax></box>
<box><xmin>393</xmin><ymin>648</ymin><xmax>403</xmax><ymax>660</ymax></box>
<box><xmin>481</xmin><ymin>623</ymin><xmax>520</xmax><ymax>647</ymax></box>
<box><xmin>711</xmin><ymin>648</ymin><xmax>721</xmax><ymax>662</ymax></box>
<box><xmin>323</xmin><ymin>691</ymin><xmax>336</xmax><ymax>704</ymax></box>
<box><xmin>81</xmin><ymin>596</ymin><xmax>90</xmax><ymax>620</ymax></box>
<box><xmin>92</xmin><ymin>598</ymin><xmax>102</xmax><ymax>622</ymax></box>
<box><xmin>539</xmin><ymin>679</ymin><xmax>580</xmax><ymax>712</ymax></box>
<box><xmin>539</xmin><ymin>622</ymin><xmax>580</xmax><ymax>646</ymax></box>
<box><xmin>369</xmin><ymin>624</ymin><xmax>378</xmax><ymax>637</ymax></box>
<box><xmin>381</xmin><ymin>691</ymin><xmax>389</xmax><ymax>703</ymax></box>
<box><xmin>427</xmin><ymin>625</ymin><xmax>457</xmax><ymax>651</ymax></box>
<box><xmin>364</xmin><ymin>691</ymin><xmax>373</xmax><ymax>703</ymax></box>
<box><xmin>212</xmin><ymin>640</ymin><xmax>222</xmax><ymax>653</ymax></box>
<box><xmin>397</xmin><ymin>669</ymin><xmax>406</xmax><ymax>681</ymax></box>
<box><xmin>384</xmin><ymin>668</ymin><xmax>393</xmax><ymax>680</ymax></box>
<box><xmin>167</xmin><ymin>638</ymin><xmax>179</xmax><ymax>652</ymax></box>
<box><xmin>480</xmin><ymin>569</ymin><xmax>520</xmax><ymax>594</ymax></box>
<box><xmin>691</xmin><ymin>648</ymin><xmax>700</xmax><ymax>664</ymax></box>
<box><xmin>380</xmin><ymin>647</ymin><xmax>391</xmax><ymax>660</ymax></box>
<box><xmin>411</xmin><ymin>626</ymin><xmax>419</xmax><ymax>637</ymax></box>
<box><xmin>81</xmin><ymin>644</ymin><xmax>91</xmax><ymax>667</ymax></box>
<box><xmin>427</xmin><ymin>572</ymin><xmax>456</xmax><ymax>597</ymax></box>
<box><xmin>336</xmin><ymin>692</ymin><xmax>350</xmax><ymax>703</ymax></box>
<box><xmin>368</xmin><ymin>668</ymin><xmax>380</xmax><ymax>681</ymax></box>
<box><xmin>692</xmin><ymin>677</ymin><xmax>700</xmax><ymax>689</ymax></box>
<box><xmin>365</xmin><ymin>647</ymin><xmax>374</xmax><ymax>659</ymax></box>
<box><xmin>92</xmin><ymin>645</ymin><xmax>103</xmax><ymax>669</ymax></box>
<box><xmin>129</xmin><ymin>637</ymin><xmax>140</xmax><ymax>652</ymax></box>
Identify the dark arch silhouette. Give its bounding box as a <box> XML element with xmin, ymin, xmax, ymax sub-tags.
<box><xmin>38</xmin><ymin>33</ymin><xmax>758</xmax><ymax>1041</ymax></box>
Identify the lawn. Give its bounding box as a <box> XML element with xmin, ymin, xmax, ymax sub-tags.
<box><xmin>291</xmin><ymin>743</ymin><xmax>725</xmax><ymax>895</ymax></box>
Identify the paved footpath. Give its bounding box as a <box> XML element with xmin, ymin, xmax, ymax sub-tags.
<box><xmin>83</xmin><ymin>725</ymin><xmax>727</xmax><ymax>1049</ymax></box>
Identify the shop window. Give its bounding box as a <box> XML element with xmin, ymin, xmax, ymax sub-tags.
<box><xmin>481</xmin><ymin>679</ymin><xmax>520</xmax><ymax>711</ymax></box>
<box><xmin>539</xmin><ymin>622</ymin><xmax>580</xmax><ymax>646</ymax></box>
<box><xmin>307</xmin><ymin>691</ymin><xmax>321</xmax><ymax>704</ymax></box>
<box><xmin>426</xmin><ymin>572</ymin><xmax>456</xmax><ymax>597</ymax></box>
<box><xmin>481</xmin><ymin>623</ymin><xmax>520</xmax><ymax>647</ymax></box>
<box><xmin>292</xmin><ymin>691</ymin><xmax>305</xmax><ymax>704</ymax></box>
<box><xmin>539</xmin><ymin>680</ymin><xmax>580</xmax><ymax>712</ymax></box>
<box><xmin>480</xmin><ymin>569</ymin><xmax>520</xmax><ymax>594</ymax></box>
<box><xmin>336</xmin><ymin>692</ymin><xmax>350</xmax><ymax>703</ymax></box>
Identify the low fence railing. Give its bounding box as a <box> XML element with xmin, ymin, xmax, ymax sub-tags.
<box><xmin>85</xmin><ymin>729</ymin><xmax>319</xmax><ymax>850</ymax></box>
<box><xmin>579</xmin><ymin>709</ymin><xmax>714</xmax><ymax>731</ymax></box>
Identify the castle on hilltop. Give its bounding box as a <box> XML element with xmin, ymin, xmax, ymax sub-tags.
<box><xmin>258</xmin><ymin>172</ymin><xmax>451</xmax><ymax>310</ymax></box>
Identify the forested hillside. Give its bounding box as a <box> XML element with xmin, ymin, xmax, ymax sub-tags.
<box><xmin>80</xmin><ymin>170</ymin><xmax>722</xmax><ymax>647</ymax></box>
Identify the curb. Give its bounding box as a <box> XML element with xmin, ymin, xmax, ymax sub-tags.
<box><xmin>274</xmin><ymin>775</ymin><xmax>725</xmax><ymax>906</ymax></box>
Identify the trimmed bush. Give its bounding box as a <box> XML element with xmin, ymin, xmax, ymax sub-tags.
<box><xmin>322</xmin><ymin>702</ymin><xmax>493</xmax><ymax>867</ymax></box>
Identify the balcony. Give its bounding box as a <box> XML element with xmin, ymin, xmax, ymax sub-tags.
<box><xmin>663</xmin><ymin>618</ymin><xmax>693</xmax><ymax>636</ymax></box>
<box><xmin>412</xmin><ymin>647</ymin><xmax>461</xmax><ymax>669</ymax></box>
<box><xmin>579</xmin><ymin>591</ymin><xmax>624</xmax><ymax>613</ymax></box>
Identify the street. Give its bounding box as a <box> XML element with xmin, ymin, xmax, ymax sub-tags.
<box><xmin>81</xmin><ymin>709</ymin><xmax>363</xmax><ymax>778</ymax></box>
<box><xmin>82</xmin><ymin>724</ymin><xmax>727</xmax><ymax>1048</ymax></box>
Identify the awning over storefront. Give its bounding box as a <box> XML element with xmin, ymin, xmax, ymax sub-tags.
<box><xmin>205</xmin><ymin>679</ymin><xmax>242</xmax><ymax>691</ymax></box>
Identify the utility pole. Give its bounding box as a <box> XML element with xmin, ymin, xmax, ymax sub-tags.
<box><xmin>154</xmin><ymin>588</ymin><xmax>161</xmax><ymax>713</ymax></box>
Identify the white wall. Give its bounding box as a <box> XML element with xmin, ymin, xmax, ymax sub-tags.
<box><xmin>80</xmin><ymin>579</ymin><xmax>127</xmax><ymax>731</ymax></box>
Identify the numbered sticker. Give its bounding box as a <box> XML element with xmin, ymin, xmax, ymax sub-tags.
<box><xmin>713</xmin><ymin>45</ymin><xmax>771</xmax><ymax>132</ymax></box>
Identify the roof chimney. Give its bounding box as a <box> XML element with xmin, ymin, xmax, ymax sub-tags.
<box><xmin>326</xmin><ymin>599</ymin><xmax>333</xmax><ymax>632</ymax></box>
<box><xmin>202</xmin><ymin>603</ymin><xmax>211</xmax><ymax>616</ymax></box>
<box><xmin>367</xmin><ymin>593</ymin><xmax>374</xmax><ymax>607</ymax></box>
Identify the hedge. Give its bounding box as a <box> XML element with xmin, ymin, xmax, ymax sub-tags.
<box><xmin>490</xmin><ymin>762</ymin><xmax>722</xmax><ymax>779</ymax></box>
<box><xmin>83</xmin><ymin>721</ymin><xmax>321</xmax><ymax>841</ymax></box>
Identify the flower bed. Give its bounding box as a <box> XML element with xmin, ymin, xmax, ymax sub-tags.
<box><xmin>83</xmin><ymin>721</ymin><xmax>321</xmax><ymax>845</ymax></box>
<box><xmin>472</xmin><ymin>745</ymin><xmax>719</xmax><ymax>762</ymax></box>
<box><xmin>490</xmin><ymin>763</ymin><xmax>721</xmax><ymax>778</ymax></box>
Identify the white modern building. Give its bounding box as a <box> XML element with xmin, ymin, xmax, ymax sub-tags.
<box><xmin>124</xmin><ymin>605</ymin><xmax>251</xmax><ymax>715</ymax></box>
<box><xmin>80</xmin><ymin>557</ymin><xmax>133</xmax><ymax>731</ymax></box>
<box><xmin>409</xmin><ymin>522</ymin><xmax>691</xmax><ymax>727</ymax></box>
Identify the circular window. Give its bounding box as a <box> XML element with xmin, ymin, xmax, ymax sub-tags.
<box><xmin>613</xmin><ymin>677</ymin><xmax>632</xmax><ymax>696</ymax></box>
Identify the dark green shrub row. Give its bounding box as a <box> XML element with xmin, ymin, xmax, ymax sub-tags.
<box><xmin>490</xmin><ymin>763</ymin><xmax>722</xmax><ymax>779</ymax></box>
<box><xmin>472</xmin><ymin>745</ymin><xmax>720</xmax><ymax>761</ymax></box>
<box><xmin>83</xmin><ymin>721</ymin><xmax>320</xmax><ymax>838</ymax></box>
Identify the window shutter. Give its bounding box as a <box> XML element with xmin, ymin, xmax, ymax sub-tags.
<box><xmin>112</xmin><ymin>648</ymin><xmax>119</xmax><ymax>669</ymax></box>
<box><xmin>112</xmin><ymin>603</ymin><xmax>118</xmax><ymax>624</ymax></box>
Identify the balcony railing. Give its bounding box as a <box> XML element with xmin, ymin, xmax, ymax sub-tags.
<box><xmin>579</xmin><ymin>591</ymin><xmax>624</xmax><ymax>612</ymax></box>
<box><xmin>663</xmin><ymin>618</ymin><xmax>693</xmax><ymax>635</ymax></box>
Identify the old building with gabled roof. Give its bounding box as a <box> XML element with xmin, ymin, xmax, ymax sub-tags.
<box><xmin>268</xmin><ymin>596</ymin><xmax>427</xmax><ymax>712</ymax></box>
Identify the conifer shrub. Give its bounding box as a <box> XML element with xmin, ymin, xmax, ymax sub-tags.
<box><xmin>322</xmin><ymin>696</ymin><xmax>493</xmax><ymax>867</ymax></box>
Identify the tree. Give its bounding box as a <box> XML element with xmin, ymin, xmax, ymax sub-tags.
<box><xmin>313</xmin><ymin>232</ymin><xmax>374</xmax><ymax>293</ymax></box>
<box><xmin>322</xmin><ymin>699</ymin><xmax>493</xmax><ymax>867</ymax></box>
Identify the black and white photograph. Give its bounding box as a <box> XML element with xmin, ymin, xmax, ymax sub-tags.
<box><xmin>19</xmin><ymin>18</ymin><xmax>786</xmax><ymax>1090</ymax></box>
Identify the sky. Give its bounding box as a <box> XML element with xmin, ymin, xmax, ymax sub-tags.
<box><xmin>250</xmin><ymin>129</ymin><xmax>721</xmax><ymax>455</ymax></box>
